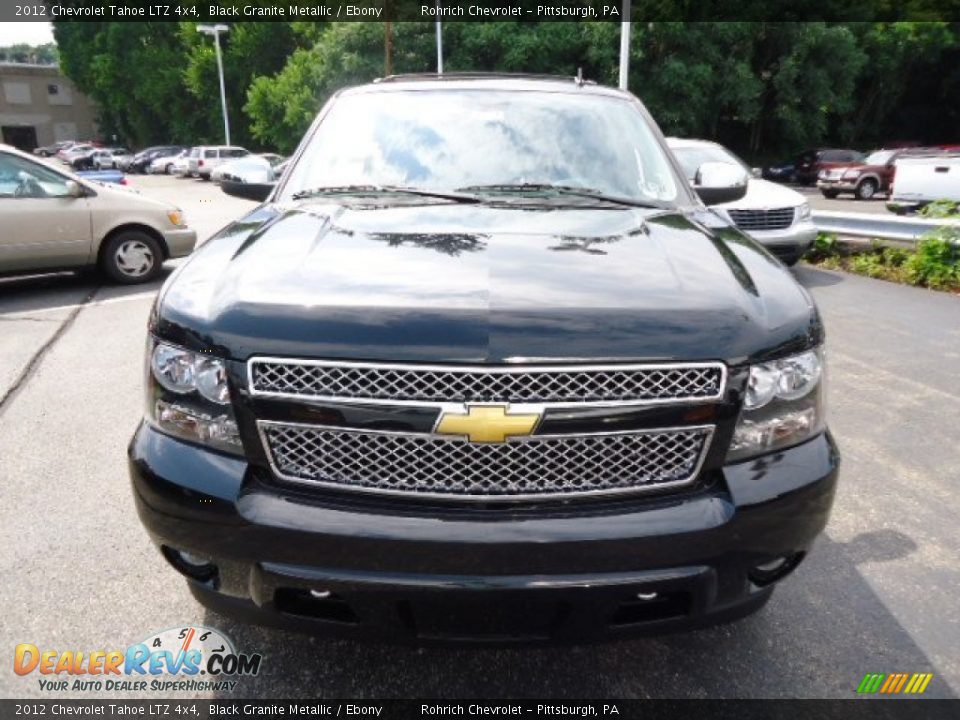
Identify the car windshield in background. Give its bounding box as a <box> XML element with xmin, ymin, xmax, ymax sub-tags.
<box><xmin>864</xmin><ymin>150</ymin><xmax>895</xmax><ymax>165</ymax></box>
<box><xmin>280</xmin><ymin>90</ymin><xmax>681</xmax><ymax>205</ymax></box>
<box><xmin>672</xmin><ymin>145</ymin><xmax>748</xmax><ymax>181</ymax></box>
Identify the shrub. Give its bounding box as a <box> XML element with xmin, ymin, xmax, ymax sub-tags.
<box><xmin>806</xmin><ymin>233</ymin><xmax>842</xmax><ymax>261</ymax></box>
<box><xmin>919</xmin><ymin>200</ymin><xmax>960</xmax><ymax>219</ymax></box>
<box><xmin>904</xmin><ymin>232</ymin><xmax>960</xmax><ymax>289</ymax></box>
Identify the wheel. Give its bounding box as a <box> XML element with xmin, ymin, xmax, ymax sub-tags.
<box><xmin>100</xmin><ymin>230</ymin><xmax>163</xmax><ymax>284</ymax></box>
<box><xmin>821</xmin><ymin>189</ymin><xmax>839</xmax><ymax>199</ymax></box>
<box><xmin>855</xmin><ymin>178</ymin><xmax>878</xmax><ymax>200</ymax></box>
<box><xmin>165</xmin><ymin>163</ymin><xmax>174</xmax><ymax>175</ymax></box>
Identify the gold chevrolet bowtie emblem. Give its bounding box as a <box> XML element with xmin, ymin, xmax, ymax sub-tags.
<box><xmin>435</xmin><ymin>404</ymin><xmax>541</xmax><ymax>443</ymax></box>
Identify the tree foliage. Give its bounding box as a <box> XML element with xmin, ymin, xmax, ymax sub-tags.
<box><xmin>51</xmin><ymin>20</ymin><xmax>303</xmax><ymax>148</ymax></box>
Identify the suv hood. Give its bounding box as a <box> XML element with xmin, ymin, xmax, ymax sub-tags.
<box><xmin>156</xmin><ymin>202</ymin><xmax>820</xmax><ymax>365</ymax></box>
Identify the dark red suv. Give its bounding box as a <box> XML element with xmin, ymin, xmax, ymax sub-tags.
<box><xmin>816</xmin><ymin>148</ymin><xmax>944</xmax><ymax>200</ymax></box>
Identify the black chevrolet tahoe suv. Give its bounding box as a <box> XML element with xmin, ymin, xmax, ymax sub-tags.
<box><xmin>129</xmin><ymin>75</ymin><xmax>839</xmax><ymax>643</ymax></box>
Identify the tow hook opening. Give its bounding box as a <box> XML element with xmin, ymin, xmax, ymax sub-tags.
<box><xmin>274</xmin><ymin>588</ymin><xmax>358</xmax><ymax>624</ymax></box>
<box><xmin>610</xmin><ymin>590</ymin><xmax>692</xmax><ymax>626</ymax></box>
<box><xmin>749</xmin><ymin>552</ymin><xmax>806</xmax><ymax>588</ymax></box>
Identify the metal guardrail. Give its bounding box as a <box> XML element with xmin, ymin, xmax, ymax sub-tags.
<box><xmin>811</xmin><ymin>210</ymin><xmax>960</xmax><ymax>243</ymax></box>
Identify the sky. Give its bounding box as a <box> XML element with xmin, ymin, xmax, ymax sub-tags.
<box><xmin>0</xmin><ymin>22</ymin><xmax>55</xmax><ymax>47</ymax></box>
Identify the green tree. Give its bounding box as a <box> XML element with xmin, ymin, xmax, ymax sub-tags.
<box><xmin>53</xmin><ymin>22</ymin><xmax>204</xmax><ymax>145</ymax></box>
<box><xmin>0</xmin><ymin>43</ymin><xmax>58</xmax><ymax>64</ymax></box>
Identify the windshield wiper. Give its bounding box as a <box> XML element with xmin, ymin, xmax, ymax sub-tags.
<box><xmin>291</xmin><ymin>184</ymin><xmax>481</xmax><ymax>203</ymax></box>
<box><xmin>455</xmin><ymin>183</ymin><xmax>668</xmax><ymax>209</ymax></box>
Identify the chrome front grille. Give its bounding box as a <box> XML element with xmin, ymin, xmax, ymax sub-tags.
<box><xmin>728</xmin><ymin>207</ymin><xmax>796</xmax><ymax>231</ymax></box>
<box><xmin>248</xmin><ymin>359</ymin><xmax>726</xmax><ymax>405</ymax></box>
<box><xmin>258</xmin><ymin>423</ymin><xmax>714</xmax><ymax>500</ymax></box>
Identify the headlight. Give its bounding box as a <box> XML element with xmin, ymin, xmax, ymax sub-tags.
<box><xmin>146</xmin><ymin>340</ymin><xmax>241</xmax><ymax>454</ymax></box>
<box><xmin>727</xmin><ymin>348</ymin><xmax>825</xmax><ymax>462</ymax></box>
<box><xmin>796</xmin><ymin>203</ymin><xmax>811</xmax><ymax>221</ymax></box>
<box><xmin>166</xmin><ymin>209</ymin><xmax>185</xmax><ymax>227</ymax></box>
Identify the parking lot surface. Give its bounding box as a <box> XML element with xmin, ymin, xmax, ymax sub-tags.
<box><xmin>1</xmin><ymin>174</ymin><xmax>957</xmax><ymax>699</ymax></box>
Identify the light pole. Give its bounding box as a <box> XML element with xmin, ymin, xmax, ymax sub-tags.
<box><xmin>619</xmin><ymin>2</ymin><xmax>631</xmax><ymax>90</ymax></box>
<box><xmin>435</xmin><ymin>0</ymin><xmax>443</xmax><ymax>74</ymax></box>
<box><xmin>197</xmin><ymin>24</ymin><xmax>231</xmax><ymax>145</ymax></box>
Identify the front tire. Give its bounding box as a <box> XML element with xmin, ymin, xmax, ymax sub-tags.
<box><xmin>856</xmin><ymin>178</ymin><xmax>878</xmax><ymax>200</ymax></box>
<box><xmin>821</xmin><ymin>189</ymin><xmax>839</xmax><ymax>199</ymax></box>
<box><xmin>100</xmin><ymin>230</ymin><xmax>163</xmax><ymax>284</ymax></box>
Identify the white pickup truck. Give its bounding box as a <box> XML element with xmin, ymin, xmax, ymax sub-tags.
<box><xmin>887</xmin><ymin>154</ymin><xmax>960</xmax><ymax>213</ymax></box>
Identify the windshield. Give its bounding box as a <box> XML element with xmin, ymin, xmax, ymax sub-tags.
<box><xmin>281</xmin><ymin>89</ymin><xmax>681</xmax><ymax>204</ymax></box>
<box><xmin>864</xmin><ymin>150</ymin><xmax>894</xmax><ymax>165</ymax></box>
<box><xmin>671</xmin><ymin>144</ymin><xmax>748</xmax><ymax>181</ymax></box>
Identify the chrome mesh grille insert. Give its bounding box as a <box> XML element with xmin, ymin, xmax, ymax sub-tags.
<box><xmin>249</xmin><ymin>360</ymin><xmax>725</xmax><ymax>405</ymax></box>
<box><xmin>258</xmin><ymin>423</ymin><xmax>713</xmax><ymax>499</ymax></box>
<box><xmin>728</xmin><ymin>207</ymin><xmax>796</xmax><ymax>231</ymax></box>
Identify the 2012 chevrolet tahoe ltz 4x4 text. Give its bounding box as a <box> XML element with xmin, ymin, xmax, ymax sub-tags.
<box><xmin>128</xmin><ymin>75</ymin><xmax>839</xmax><ymax>643</ymax></box>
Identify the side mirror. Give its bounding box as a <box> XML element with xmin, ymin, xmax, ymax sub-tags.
<box><xmin>693</xmin><ymin>162</ymin><xmax>749</xmax><ymax>205</ymax></box>
<box><xmin>221</xmin><ymin>180</ymin><xmax>274</xmax><ymax>202</ymax></box>
<box><xmin>65</xmin><ymin>180</ymin><xmax>85</xmax><ymax>198</ymax></box>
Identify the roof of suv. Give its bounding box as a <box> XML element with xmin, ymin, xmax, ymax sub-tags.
<box><xmin>347</xmin><ymin>73</ymin><xmax>631</xmax><ymax>100</ymax></box>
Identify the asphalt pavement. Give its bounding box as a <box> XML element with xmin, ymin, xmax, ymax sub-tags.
<box><xmin>0</xmin><ymin>175</ymin><xmax>956</xmax><ymax>699</ymax></box>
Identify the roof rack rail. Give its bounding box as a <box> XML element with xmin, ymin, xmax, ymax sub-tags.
<box><xmin>373</xmin><ymin>72</ymin><xmax>597</xmax><ymax>86</ymax></box>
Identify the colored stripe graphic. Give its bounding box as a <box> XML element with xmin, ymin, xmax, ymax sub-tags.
<box><xmin>857</xmin><ymin>672</ymin><xmax>933</xmax><ymax>694</ymax></box>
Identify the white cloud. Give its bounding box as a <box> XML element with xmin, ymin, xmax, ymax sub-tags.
<box><xmin>0</xmin><ymin>22</ymin><xmax>55</xmax><ymax>47</ymax></box>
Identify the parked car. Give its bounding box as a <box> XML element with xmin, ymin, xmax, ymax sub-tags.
<box><xmin>148</xmin><ymin>148</ymin><xmax>190</xmax><ymax>175</ymax></box>
<box><xmin>668</xmin><ymin>138</ymin><xmax>815</xmax><ymax>265</ymax></box>
<box><xmin>131</xmin><ymin>76</ymin><xmax>838</xmax><ymax>642</ymax></box>
<box><xmin>817</xmin><ymin>147</ymin><xmax>944</xmax><ymax>201</ymax></box>
<box><xmin>128</xmin><ymin>146</ymin><xmax>185</xmax><ymax>174</ymax></box>
<box><xmin>188</xmin><ymin>145</ymin><xmax>249</xmax><ymax>180</ymax></box>
<box><xmin>0</xmin><ymin>143</ymin><xmax>196</xmax><ymax>283</ymax></box>
<box><xmin>887</xmin><ymin>153</ymin><xmax>960</xmax><ymax>214</ymax></box>
<box><xmin>210</xmin><ymin>153</ymin><xmax>285</xmax><ymax>184</ymax></box>
<box><xmin>33</xmin><ymin>140</ymin><xmax>74</xmax><ymax>158</ymax></box>
<box><xmin>59</xmin><ymin>143</ymin><xmax>96</xmax><ymax>166</ymax></box>
<box><xmin>91</xmin><ymin>147</ymin><xmax>133</xmax><ymax>170</ymax></box>
<box><xmin>794</xmin><ymin>148</ymin><xmax>864</xmax><ymax>185</ymax></box>
<box><xmin>761</xmin><ymin>161</ymin><xmax>796</xmax><ymax>183</ymax></box>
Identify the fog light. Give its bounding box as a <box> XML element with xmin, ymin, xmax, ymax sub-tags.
<box><xmin>749</xmin><ymin>552</ymin><xmax>805</xmax><ymax>587</ymax></box>
<box><xmin>162</xmin><ymin>546</ymin><xmax>218</xmax><ymax>583</ymax></box>
<box><xmin>180</xmin><ymin>551</ymin><xmax>211</xmax><ymax>567</ymax></box>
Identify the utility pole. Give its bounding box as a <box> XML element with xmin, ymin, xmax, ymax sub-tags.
<box><xmin>619</xmin><ymin>1</ymin><xmax>631</xmax><ymax>91</ymax></box>
<box><xmin>197</xmin><ymin>24</ymin><xmax>231</xmax><ymax>145</ymax></box>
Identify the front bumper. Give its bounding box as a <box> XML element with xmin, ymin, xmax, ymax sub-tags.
<box><xmin>162</xmin><ymin>228</ymin><xmax>197</xmax><ymax>259</ymax></box>
<box><xmin>129</xmin><ymin>423</ymin><xmax>839</xmax><ymax>643</ymax></box>
<box><xmin>817</xmin><ymin>179</ymin><xmax>858</xmax><ymax>192</ymax></box>
<box><xmin>742</xmin><ymin>222</ymin><xmax>817</xmax><ymax>263</ymax></box>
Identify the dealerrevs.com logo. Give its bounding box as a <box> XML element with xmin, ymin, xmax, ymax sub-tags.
<box><xmin>14</xmin><ymin>625</ymin><xmax>262</xmax><ymax>693</ymax></box>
